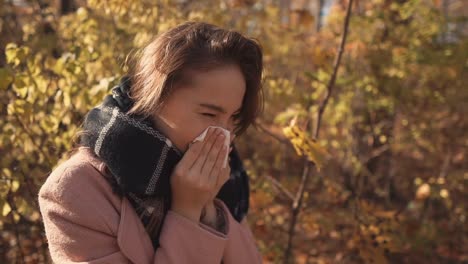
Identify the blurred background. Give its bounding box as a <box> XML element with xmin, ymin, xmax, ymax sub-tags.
<box><xmin>0</xmin><ymin>0</ymin><xmax>467</xmax><ymax>263</ymax></box>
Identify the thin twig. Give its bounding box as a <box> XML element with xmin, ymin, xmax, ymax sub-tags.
<box><xmin>256</xmin><ymin>122</ymin><xmax>300</xmax><ymax>201</ymax></box>
<box><xmin>283</xmin><ymin>1</ymin><xmax>354</xmax><ymax>262</ymax></box>
<box><xmin>361</xmin><ymin>144</ymin><xmax>390</xmax><ymax>164</ymax></box>
<box><xmin>256</xmin><ymin>122</ymin><xmax>297</xmax><ymax>200</ymax></box>
<box><xmin>264</xmin><ymin>175</ymin><xmax>294</xmax><ymax>201</ymax></box>
<box><xmin>438</xmin><ymin>151</ymin><xmax>451</xmax><ymax>179</ymax></box>
<box><xmin>313</xmin><ymin>0</ymin><xmax>353</xmax><ymax>139</ymax></box>
<box><xmin>284</xmin><ymin>159</ymin><xmax>311</xmax><ymax>261</ymax></box>
<box><xmin>256</xmin><ymin>121</ymin><xmax>291</xmax><ymax>146</ymax></box>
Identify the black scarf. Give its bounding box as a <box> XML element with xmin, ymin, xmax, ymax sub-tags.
<box><xmin>80</xmin><ymin>77</ymin><xmax>250</xmax><ymax>249</ymax></box>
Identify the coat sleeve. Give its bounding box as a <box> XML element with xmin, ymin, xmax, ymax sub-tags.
<box><xmin>214</xmin><ymin>199</ymin><xmax>263</xmax><ymax>264</ymax></box>
<box><xmin>38</xmin><ymin>165</ymin><xmax>228</xmax><ymax>264</ymax></box>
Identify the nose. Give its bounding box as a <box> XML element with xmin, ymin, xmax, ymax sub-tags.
<box><xmin>216</xmin><ymin>121</ymin><xmax>236</xmax><ymax>144</ymax></box>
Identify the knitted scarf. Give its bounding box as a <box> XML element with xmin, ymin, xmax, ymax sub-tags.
<box><xmin>80</xmin><ymin>77</ymin><xmax>250</xmax><ymax>249</ymax></box>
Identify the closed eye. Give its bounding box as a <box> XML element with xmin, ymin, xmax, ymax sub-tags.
<box><xmin>201</xmin><ymin>113</ymin><xmax>241</xmax><ymax>119</ymax></box>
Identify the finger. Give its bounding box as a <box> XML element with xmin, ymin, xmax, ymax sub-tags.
<box><xmin>191</xmin><ymin>127</ymin><xmax>221</xmax><ymax>171</ymax></box>
<box><xmin>209</xmin><ymin>165</ymin><xmax>230</xmax><ymax>201</ymax></box>
<box><xmin>203</xmin><ymin>130</ymin><xmax>226</xmax><ymax>168</ymax></box>
<box><xmin>182</xmin><ymin>127</ymin><xmax>216</xmax><ymax>170</ymax></box>
<box><xmin>201</xmin><ymin>131</ymin><xmax>226</xmax><ymax>177</ymax></box>
<box><xmin>216</xmin><ymin>165</ymin><xmax>231</xmax><ymax>192</ymax></box>
<box><xmin>208</xmin><ymin>143</ymin><xmax>229</xmax><ymax>186</ymax></box>
<box><xmin>206</xmin><ymin>145</ymin><xmax>228</xmax><ymax>200</ymax></box>
<box><xmin>178</xmin><ymin>141</ymin><xmax>203</xmax><ymax>171</ymax></box>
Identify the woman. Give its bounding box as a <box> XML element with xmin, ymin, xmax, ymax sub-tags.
<box><xmin>38</xmin><ymin>22</ymin><xmax>263</xmax><ymax>263</ymax></box>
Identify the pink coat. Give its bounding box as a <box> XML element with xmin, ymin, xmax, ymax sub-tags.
<box><xmin>38</xmin><ymin>147</ymin><xmax>262</xmax><ymax>263</ymax></box>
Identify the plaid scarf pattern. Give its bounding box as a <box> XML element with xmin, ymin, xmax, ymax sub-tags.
<box><xmin>80</xmin><ymin>77</ymin><xmax>250</xmax><ymax>249</ymax></box>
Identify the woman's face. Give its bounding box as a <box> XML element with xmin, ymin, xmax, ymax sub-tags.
<box><xmin>152</xmin><ymin>64</ymin><xmax>246</xmax><ymax>153</ymax></box>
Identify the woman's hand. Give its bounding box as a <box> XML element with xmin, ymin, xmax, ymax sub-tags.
<box><xmin>170</xmin><ymin>127</ymin><xmax>230</xmax><ymax>222</ymax></box>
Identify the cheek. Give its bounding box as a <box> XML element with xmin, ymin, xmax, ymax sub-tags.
<box><xmin>177</xmin><ymin>116</ymin><xmax>212</xmax><ymax>150</ymax></box>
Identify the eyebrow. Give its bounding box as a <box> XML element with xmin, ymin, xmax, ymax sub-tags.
<box><xmin>199</xmin><ymin>103</ymin><xmax>241</xmax><ymax>114</ymax></box>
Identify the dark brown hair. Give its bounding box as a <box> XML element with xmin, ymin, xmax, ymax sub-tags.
<box><xmin>127</xmin><ymin>21</ymin><xmax>264</xmax><ymax>135</ymax></box>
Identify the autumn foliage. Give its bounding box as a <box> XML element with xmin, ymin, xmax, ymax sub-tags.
<box><xmin>1</xmin><ymin>0</ymin><xmax>467</xmax><ymax>263</ymax></box>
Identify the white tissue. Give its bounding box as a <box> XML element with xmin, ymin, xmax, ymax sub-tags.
<box><xmin>191</xmin><ymin>126</ymin><xmax>230</xmax><ymax>168</ymax></box>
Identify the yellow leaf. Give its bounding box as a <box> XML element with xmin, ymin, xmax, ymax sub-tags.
<box><xmin>416</xmin><ymin>183</ymin><xmax>431</xmax><ymax>200</ymax></box>
<box><xmin>11</xmin><ymin>180</ymin><xmax>20</xmax><ymax>192</ymax></box>
<box><xmin>77</xmin><ymin>7</ymin><xmax>88</xmax><ymax>19</ymax></box>
<box><xmin>414</xmin><ymin>177</ymin><xmax>422</xmax><ymax>186</ymax></box>
<box><xmin>5</xmin><ymin>43</ymin><xmax>20</xmax><ymax>66</ymax></box>
<box><xmin>2</xmin><ymin>168</ymin><xmax>12</xmax><ymax>178</ymax></box>
<box><xmin>283</xmin><ymin>121</ymin><xmax>330</xmax><ymax>170</ymax></box>
<box><xmin>2</xmin><ymin>203</ymin><xmax>11</xmax><ymax>217</ymax></box>
<box><xmin>63</xmin><ymin>92</ymin><xmax>72</xmax><ymax>107</ymax></box>
<box><xmin>14</xmin><ymin>85</ymin><xmax>29</xmax><ymax>98</ymax></box>
<box><xmin>440</xmin><ymin>189</ymin><xmax>449</xmax><ymax>199</ymax></box>
<box><xmin>13</xmin><ymin>212</ymin><xmax>20</xmax><ymax>222</ymax></box>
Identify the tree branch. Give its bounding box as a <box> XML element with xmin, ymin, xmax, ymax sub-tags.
<box><xmin>313</xmin><ymin>0</ymin><xmax>353</xmax><ymax>139</ymax></box>
<box><xmin>256</xmin><ymin>121</ymin><xmax>292</xmax><ymax>146</ymax></box>
<box><xmin>264</xmin><ymin>174</ymin><xmax>295</xmax><ymax>201</ymax></box>
<box><xmin>283</xmin><ymin>0</ymin><xmax>354</xmax><ymax>262</ymax></box>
